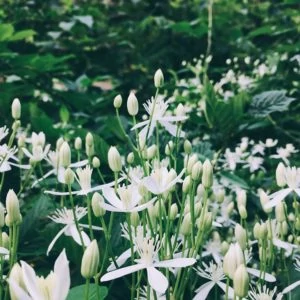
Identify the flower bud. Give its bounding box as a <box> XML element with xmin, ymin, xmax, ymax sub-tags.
<box><xmin>6</xmin><ymin>190</ymin><xmax>21</xmax><ymax>225</ymax></box>
<box><xmin>182</xmin><ymin>175</ymin><xmax>191</xmax><ymax>193</ymax></box>
<box><xmin>170</xmin><ymin>203</ymin><xmax>178</xmax><ymax>220</ymax></box>
<box><xmin>276</xmin><ymin>162</ymin><xmax>286</xmax><ymax>187</ymax></box>
<box><xmin>180</xmin><ymin>213</ymin><xmax>192</xmax><ymax>236</ymax></box>
<box><xmin>238</xmin><ymin>205</ymin><xmax>247</xmax><ymax>219</ymax></box>
<box><xmin>202</xmin><ymin>160</ymin><xmax>213</xmax><ymax>188</ymax></box>
<box><xmin>64</xmin><ymin>168</ymin><xmax>75</xmax><ymax>185</ymax></box>
<box><xmin>186</xmin><ymin>154</ymin><xmax>198</xmax><ymax>174</ymax></box>
<box><xmin>223</xmin><ymin>243</ymin><xmax>244</xmax><ymax>279</ymax></box>
<box><xmin>184</xmin><ymin>140</ymin><xmax>192</xmax><ymax>154</ymax></box>
<box><xmin>92</xmin><ymin>157</ymin><xmax>100</xmax><ymax>168</ymax></box>
<box><xmin>81</xmin><ymin>240</ymin><xmax>100</xmax><ymax>279</ymax></box>
<box><xmin>227</xmin><ymin>202</ymin><xmax>235</xmax><ymax>216</ymax></box>
<box><xmin>233</xmin><ymin>264</ymin><xmax>249</xmax><ymax>298</ymax></box>
<box><xmin>235</xmin><ymin>224</ymin><xmax>247</xmax><ymax>250</ymax></box>
<box><xmin>92</xmin><ymin>193</ymin><xmax>105</xmax><ymax>217</ymax></box>
<box><xmin>191</xmin><ymin>161</ymin><xmax>202</xmax><ymax>181</ymax></box>
<box><xmin>113</xmin><ymin>94</ymin><xmax>122</xmax><ymax>109</ymax></box>
<box><xmin>108</xmin><ymin>146</ymin><xmax>122</xmax><ymax>172</ymax></box>
<box><xmin>147</xmin><ymin>145</ymin><xmax>157</xmax><ymax>160</ymax></box>
<box><xmin>258</xmin><ymin>222</ymin><xmax>268</xmax><ymax>240</ymax></box>
<box><xmin>221</xmin><ymin>241</ymin><xmax>229</xmax><ymax>256</ymax></box>
<box><xmin>56</xmin><ymin>137</ymin><xmax>64</xmax><ymax>151</ymax></box>
<box><xmin>59</xmin><ymin>142</ymin><xmax>71</xmax><ymax>167</ymax></box>
<box><xmin>165</xmin><ymin>141</ymin><xmax>174</xmax><ymax>156</ymax></box>
<box><xmin>215</xmin><ymin>188</ymin><xmax>225</xmax><ymax>203</ymax></box>
<box><xmin>195</xmin><ymin>202</ymin><xmax>202</xmax><ymax>217</ymax></box>
<box><xmin>154</xmin><ymin>69</ymin><xmax>164</xmax><ymax>88</ymax></box>
<box><xmin>275</xmin><ymin>202</ymin><xmax>286</xmax><ymax>223</ymax></box>
<box><xmin>236</xmin><ymin>189</ymin><xmax>247</xmax><ymax>207</ymax></box>
<box><xmin>12</xmin><ymin>98</ymin><xmax>21</xmax><ymax>120</ymax></box>
<box><xmin>253</xmin><ymin>222</ymin><xmax>261</xmax><ymax>240</ymax></box>
<box><xmin>259</xmin><ymin>190</ymin><xmax>272</xmax><ymax>214</ymax></box>
<box><xmin>295</xmin><ymin>218</ymin><xmax>300</xmax><ymax>231</ymax></box>
<box><xmin>9</xmin><ymin>263</ymin><xmax>25</xmax><ymax>300</ymax></box>
<box><xmin>0</xmin><ymin>203</ymin><xmax>5</xmax><ymax>228</ymax></box>
<box><xmin>85</xmin><ymin>133</ymin><xmax>94</xmax><ymax>157</ymax></box>
<box><xmin>127</xmin><ymin>92</ymin><xmax>139</xmax><ymax>116</ymax></box>
<box><xmin>126</xmin><ymin>153</ymin><xmax>134</xmax><ymax>164</ymax></box>
<box><xmin>175</xmin><ymin>103</ymin><xmax>186</xmax><ymax>118</ymax></box>
<box><xmin>204</xmin><ymin>212</ymin><xmax>213</xmax><ymax>231</ymax></box>
<box><xmin>75</xmin><ymin>137</ymin><xmax>82</xmax><ymax>150</ymax></box>
<box><xmin>130</xmin><ymin>211</ymin><xmax>140</xmax><ymax>227</ymax></box>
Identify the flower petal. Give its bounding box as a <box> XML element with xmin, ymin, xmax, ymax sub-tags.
<box><xmin>102</xmin><ymin>187</ymin><xmax>123</xmax><ymax>209</ymax></box>
<box><xmin>193</xmin><ymin>282</ymin><xmax>215</xmax><ymax>300</ymax></box>
<box><xmin>67</xmin><ymin>225</ymin><xmax>90</xmax><ymax>247</ymax></box>
<box><xmin>282</xmin><ymin>280</ymin><xmax>300</xmax><ymax>294</ymax></box>
<box><xmin>7</xmin><ymin>279</ymin><xmax>32</xmax><ymax>300</ymax></box>
<box><xmin>264</xmin><ymin>189</ymin><xmax>291</xmax><ymax>209</ymax></box>
<box><xmin>143</xmin><ymin>177</ymin><xmax>161</xmax><ymax>194</ymax></box>
<box><xmin>147</xmin><ymin>266</ymin><xmax>169</xmax><ymax>294</ymax></box>
<box><xmin>246</xmin><ymin>267</ymin><xmax>276</xmax><ymax>282</ymax></box>
<box><xmin>101</xmin><ymin>264</ymin><xmax>145</xmax><ymax>282</ymax></box>
<box><xmin>107</xmin><ymin>248</ymin><xmax>133</xmax><ymax>271</ymax></box>
<box><xmin>32</xmin><ymin>169</ymin><xmax>55</xmax><ymax>187</ymax></box>
<box><xmin>217</xmin><ymin>282</ymin><xmax>235</xmax><ymax>299</ymax></box>
<box><xmin>154</xmin><ymin>258</ymin><xmax>196</xmax><ymax>268</ymax></box>
<box><xmin>47</xmin><ymin>226</ymin><xmax>69</xmax><ymax>255</ymax></box>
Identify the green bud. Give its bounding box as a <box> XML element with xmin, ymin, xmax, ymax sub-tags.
<box><xmin>64</xmin><ymin>168</ymin><xmax>75</xmax><ymax>185</ymax></box>
<box><xmin>81</xmin><ymin>240</ymin><xmax>100</xmax><ymax>279</ymax></box>
<box><xmin>6</xmin><ymin>190</ymin><xmax>21</xmax><ymax>225</ymax></box>
<box><xmin>75</xmin><ymin>137</ymin><xmax>82</xmax><ymax>150</ymax></box>
<box><xmin>92</xmin><ymin>157</ymin><xmax>101</xmax><ymax>168</ymax></box>
<box><xmin>154</xmin><ymin>69</ymin><xmax>164</xmax><ymax>88</ymax></box>
<box><xmin>191</xmin><ymin>161</ymin><xmax>202</xmax><ymax>181</ymax></box>
<box><xmin>127</xmin><ymin>92</ymin><xmax>139</xmax><ymax>116</ymax></box>
<box><xmin>235</xmin><ymin>224</ymin><xmax>247</xmax><ymax>250</ymax></box>
<box><xmin>108</xmin><ymin>146</ymin><xmax>122</xmax><ymax>172</ymax></box>
<box><xmin>92</xmin><ymin>193</ymin><xmax>105</xmax><ymax>217</ymax></box>
<box><xmin>113</xmin><ymin>94</ymin><xmax>122</xmax><ymax>109</ymax></box>
<box><xmin>184</xmin><ymin>140</ymin><xmax>192</xmax><ymax>154</ymax></box>
<box><xmin>202</xmin><ymin>159</ymin><xmax>213</xmax><ymax>188</ymax></box>
<box><xmin>233</xmin><ymin>264</ymin><xmax>249</xmax><ymax>298</ymax></box>
<box><xmin>59</xmin><ymin>142</ymin><xmax>71</xmax><ymax>167</ymax></box>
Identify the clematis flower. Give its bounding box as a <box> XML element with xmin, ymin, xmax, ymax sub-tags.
<box><xmin>32</xmin><ymin>150</ymin><xmax>88</xmax><ymax>187</ymax></box>
<box><xmin>271</xmin><ymin>144</ymin><xmax>298</xmax><ymax>165</ymax></box>
<box><xmin>193</xmin><ymin>262</ymin><xmax>235</xmax><ymax>300</ymax></box>
<box><xmin>22</xmin><ymin>144</ymin><xmax>51</xmax><ymax>163</ymax></box>
<box><xmin>265</xmin><ymin>166</ymin><xmax>300</xmax><ymax>209</ymax></box>
<box><xmin>142</xmin><ymin>167</ymin><xmax>185</xmax><ymax>195</ymax></box>
<box><xmin>47</xmin><ymin>206</ymin><xmax>102</xmax><ymax>255</ymax></box>
<box><xmin>249</xmin><ymin>285</ymin><xmax>283</xmax><ymax>300</ymax></box>
<box><xmin>131</xmin><ymin>96</ymin><xmax>187</xmax><ymax>141</ymax></box>
<box><xmin>8</xmin><ymin>249</ymin><xmax>70</xmax><ymax>300</ymax></box>
<box><xmin>101</xmin><ymin>234</ymin><xmax>196</xmax><ymax>294</ymax></box>
<box><xmin>102</xmin><ymin>184</ymin><xmax>157</xmax><ymax>213</ymax></box>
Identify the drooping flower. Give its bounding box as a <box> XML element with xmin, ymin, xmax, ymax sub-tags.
<box><xmin>8</xmin><ymin>249</ymin><xmax>70</xmax><ymax>300</ymax></box>
<box><xmin>193</xmin><ymin>261</ymin><xmax>235</xmax><ymax>300</ymax></box>
<box><xmin>102</xmin><ymin>184</ymin><xmax>156</xmax><ymax>213</ymax></box>
<box><xmin>47</xmin><ymin>206</ymin><xmax>102</xmax><ymax>255</ymax></box>
<box><xmin>101</xmin><ymin>234</ymin><xmax>196</xmax><ymax>294</ymax></box>
<box><xmin>131</xmin><ymin>96</ymin><xmax>187</xmax><ymax>142</ymax></box>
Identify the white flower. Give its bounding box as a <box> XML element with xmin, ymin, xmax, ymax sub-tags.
<box><xmin>265</xmin><ymin>166</ymin><xmax>300</xmax><ymax>209</ymax></box>
<box><xmin>271</xmin><ymin>144</ymin><xmax>298</xmax><ymax>165</ymax></box>
<box><xmin>249</xmin><ymin>285</ymin><xmax>283</xmax><ymax>300</ymax></box>
<box><xmin>101</xmin><ymin>235</ymin><xmax>196</xmax><ymax>294</ymax></box>
<box><xmin>252</xmin><ymin>143</ymin><xmax>265</xmax><ymax>155</ymax></box>
<box><xmin>193</xmin><ymin>262</ymin><xmax>235</xmax><ymax>300</ymax></box>
<box><xmin>0</xmin><ymin>126</ymin><xmax>8</xmax><ymax>142</ymax></box>
<box><xmin>142</xmin><ymin>167</ymin><xmax>185</xmax><ymax>195</ymax></box>
<box><xmin>222</xmin><ymin>149</ymin><xmax>243</xmax><ymax>171</ymax></box>
<box><xmin>22</xmin><ymin>144</ymin><xmax>51</xmax><ymax>163</ymax></box>
<box><xmin>260</xmin><ymin>138</ymin><xmax>278</xmax><ymax>148</ymax></box>
<box><xmin>137</xmin><ymin>286</ymin><xmax>166</xmax><ymax>300</ymax></box>
<box><xmin>131</xmin><ymin>96</ymin><xmax>187</xmax><ymax>141</ymax></box>
<box><xmin>102</xmin><ymin>184</ymin><xmax>156</xmax><ymax>212</ymax></box>
<box><xmin>202</xmin><ymin>235</ymin><xmax>222</xmax><ymax>264</ymax></box>
<box><xmin>243</xmin><ymin>155</ymin><xmax>264</xmax><ymax>172</ymax></box>
<box><xmin>8</xmin><ymin>249</ymin><xmax>70</xmax><ymax>300</ymax></box>
<box><xmin>47</xmin><ymin>206</ymin><xmax>102</xmax><ymax>255</ymax></box>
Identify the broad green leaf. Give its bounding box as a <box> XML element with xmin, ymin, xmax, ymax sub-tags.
<box><xmin>248</xmin><ymin>90</ymin><xmax>296</xmax><ymax>117</ymax></box>
<box><xmin>10</xmin><ymin>29</ymin><xmax>36</xmax><ymax>41</ymax></box>
<box><xmin>60</xmin><ymin>105</ymin><xmax>70</xmax><ymax>123</ymax></box>
<box><xmin>0</xmin><ymin>23</ymin><xmax>14</xmax><ymax>41</ymax></box>
<box><xmin>67</xmin><ymin>284</ymin><xmax>108</xmax><ymax>300</ymax></box>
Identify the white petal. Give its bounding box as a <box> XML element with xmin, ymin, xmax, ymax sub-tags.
<box><xmin>295</xmin><ymin>189</ymin><xmax>300</xmax><ymax>197</ymax></box>
<box><xmin>101</xmin><ymin>264</ymin><xmax>145</xmax><ymax>282</ymax></box>
<box><xmin>32</xmin><ymin>169</ymin><xmax>54</xmax><ymax>187</ymax></box>
<box><xmin>246</xmin><ymin>267</ymin><xmax>276</xmax><ymax>282</ymax></box>
<box><xmin>53</xmin><ymin>249</ymin><xmax>70</xmax><ymax>300</ymax></box>
<box><xmin>47</xmin><ymin>226</ymin><xmax>68</xmax><ymax>255</ymax></box>
<box><xmin>7</xmin><ymin>279</ymin><xmax>32</xmax><ymax>300</ymax></box>
<box><xmin>44</xmin><ymin>190</ymin><xmax>71</xmax><ymax>196</ymax></box>
<box><xmin>0</xmin><ymin>247</ymin><xmax>9</xmax><ymax>255</ymax></box>
<box><xmin>154</xmin><ymin>258</ymin><xmax>196</xmax><ymax>268</ymax></box>
<box><xmin>193</xmin><ymin>282</ymin><xmax>215</xmax><ymax>300</ymax></box>
<box><xmin>143</xmin><ymin>177</ymin><xmax>161</xmax><ymax>194</ymax></box>
<box><xmin>21</xmin><ymin>261</ymin><xmax>43</xmax><ymax>300</ymax></box>
<box><xmin>147</xmin><ymin>267</ymin><xmax>169</xmax><ymax>294</ymax></box>
<box><xmin>165</xmin><ymin>168</ymin><xmax>185</xmax><ymax>192</ymax></box>
<box><xmin>67</xmin><ymin>225</ymin><xmax>90</xmax><ymax>247</ymax></box>
<box><xmin>102</xmin><ymin>187</ymin><xmax>123</xmax><ymax>209</ymax></box>
<box><xmin>131</xmin><ymin>120</ymin><xmax>149</xmax><ymax>130</ymax></box>
<box><xmin>107</xmin><ymin>248</ymin><xmax>133</xmax><ymax>272</ymax></box>
<box><xmin>159</xmin><ymin>116</ymin><xmax>187</xmax><ymax>122</ymax></box>
<box><xmin>264</xmin><ymin>189</ymin><xmax>291</xmax><ymax>209</ymax></box>
<box><xmin>70</xmin><ymin>159</ymin><xmax>88</xmax><ymax>168</ymax></box>
<box><xmin>79</xmin><ymin>224</ymin><xmax>103</xmax><ymax>231</ymax></box>
<box><xmin>22</xmin><ymin>148</ymin><xmax>33</xmax><ymax>159</ymax></box>
<box><xmin>273</xmin><ymin>238</ymin><xmax>297</xmax><ymax>252</ymax></box>
<box><xmin>282</xmin><ymin>280</ymin><xmax>300</xmax><ymax>294</ymax></box>
<box><xmin>130</xmin><ymin>197</ymin><xmax>157</xmax><ymax>212</ymax></box>
<box><xmin>160</xmin><ymin>121</ymin><xmax>178</xmax><ymax>137</ymax></box>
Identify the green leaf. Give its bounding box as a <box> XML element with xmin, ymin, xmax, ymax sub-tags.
<box><xmin>60</xmin><ymin>105</ymin><xmax>70</xmax><ymax>123</ymax></box>
<box><xmin>10</xmin><ymin>29</ymin><xmax>36</xmax><ymax>41</ymax></box>
<box><xmin>220</xmin><ymin>172</ymin><xmax>249</xmax><ymax>190</ymax></box>
<box><xmin>67</xmin><ymin>284</ymin><xmax>108</xmax><ymax>300</ymax></box>
<box><xmin>248</xmin><ymin>90</ymin><xmax>296</xmax><ymax>117</ymax></box>
<box><xmin>0</xmin><ymin>23</ymin><xmax>14</xmax><ymax>41</ymax></box>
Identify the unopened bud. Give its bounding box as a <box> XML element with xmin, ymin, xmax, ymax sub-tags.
<box><xmin>259</xmin><ymin>190</ymin><xmax>272</xmax><ymax>214</ymax></box>
<box><xmin>127</xmin><ymin>92</ymin><xmax>139</xmax><ymax>116</ymax></box>
<box><xmin>175</xmin><ymin>103</ymin><xmax>186</xmax><ymax>118</ymax></box>
<box><xmin>170</xmin><ymin>203</ymin><xmax>178</xmax><ymax>220</ymax></box>
<box><xmin>186</xmin><ymin>154</ymin><xmax>198</xmax><ymax>174</ymax></box>
<box><xmin>108</xmin><ymin>146</ymin><xmax>122</xmax><ymax>172</ymax></box>
<box><xmin>202</xmin><ymin>160</ymin><xmax>213</xmax><ymax>188</ymax></box>
<box><xmin>276</xmin><ymin>162</ymin><xmax>286</xmax><ymax>187</ymax></box>
<box><xmin>113</xmin><ymin>94</ymin><xmax>122</xmax><ymax>109</ymax></box>
<box><xmin>235</xmin><ymin>224</ymin><xmax>247</xmax><ymax>250</ymax></box>
<box><xmin>237</xmin><ymin>189</ymin><xmax>247</xmax><ymax>207</ymax></box>
<box><xmin>81</xmin><ymin>240</ymin><xmax>100</xmax><ymax>279</ymax></box>
<box><xmin>233</xmin><ymin>264</ymin><xmax>249</xmax><ymax>298</ymax></box>
<box><xmin>154</xmin><ymin>69</ymin><xmax>164</xmax><ymax>88</ymax></box>
<box><xmin>6</xmin><ymin>190</ymin><xmax>21</xmax><ymax>225</ymax></box>
<box><xmin>75</xmin><ymin>137</ymin><xmax>82</xmax><ymax>150</ymax></box>
<box><xmin>59</xmin><ymin>142</ymin><xmax>71</xmax><ymax>167</ymax></box>
<box><xmin>191</xmin><ymin>161</ymin><xmax>202</xmax><ymax>181</ymax></box>
<box><xmin>180</xmin><ymin>213</ymin><xmax>192</xmax><ymax>236</ymax></box>
<box><xmin>64</xmin><ymin>168</ymin><xmax>75</xmax><ymax>185</ymax></box>
<box><xmin>92</xmin><ymin>157</ymin><xmax>100</xmax><ymax>168</ymax></box>
<box><xmin>259</xmin><ymin>222</ymin><xmax>268</xmax><ymax>240</ymax></box>
<box><xmin>182</xmin><ymin>176</ymin><xmax>191</xmax><ymax>193</ymax></box>
<box><xmin>127</xmin><ymin>152</ymin><xmax>134</xmax><ymax>164</ymax></box>
<box><xmin>221</xmin><ymin>241</ymin><xmax>229</xmax><ymax>256</ymax></box>
<box><xmin>130</xmin><ymin>211</ymin><xmax>140</xmax><ymax>227</ymax></box>
<box><xmin>147</xmin><ymin>145</ymin><xmax>157</xmax><ymax>160</ymax></box>
<box><xmin>184</xmin><ymin>140</ymin><xmax>192</xmax><ymax>154</ymax></box>
<box><xmin>253</xmin><ymin>223</ymin><xmax>261</xmax><ymax>240</ymax></box>
<box><xmin>165</xmin><ymin>141</ymin><xmax>174</xmax><ymax>156</ymax></box>
<box><xmin>56</xmin><ymin>137</ymin><xmax>64</xmax><ymax>151</ymax></box>
<box><xmin>92</xmin><ymin>193</ymin><xmax>105</xmax><ymax>217</ymax></box>
<box><xmin>12</xmin><ymin>98</ymin><xmax>21</xmax><ymax>119</ymax></box>
<box><xmin>275</xmin><ymin>202</ymin><xmax>286</xmax><ymax>223</ymax></box>
<box><xmin>238</xmin><ymin>205</ymin><xmax>247</xmax><ymax>219</ymax></box>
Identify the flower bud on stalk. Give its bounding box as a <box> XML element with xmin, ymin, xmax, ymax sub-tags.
<box><xmin>235</xmin><ymin>224</ymin><xmax>247</xmax><ymax>250</ymax></box>
<box><xmin>12</xmin><ymin>98</ymin><xmax>21</xmax><ymax>120</ymax></box>
<box><xmin>275</xmin><ymin>202</ymin><xmax>286</xmax><ymax>223</ymax></box>
<box><xmin>81</xmin><ymin>240</ymin><xmax>100</xmax><ymax>279</ymax></box>
<box><xmin>186</xmin><ymin>154</ymin><xmax>198</xmax><ymax>174</ymax></box>
<box><xmin>238</xmin><ymin>205</ymin><xmax>247</xmax><ymax>219</ymax></box>
<box><xmin>130</xmin><ymin>212</ymin><xmax>140</xmax><ymax>227</ymax></box>
<box><xmin>127</xmin><ymin>92</ymin><xmax>139</xmax><ymax>116</ymax></box>
<box><xmin>56</xmin><ymin>137</ymin><xmax>64</xmax><ymax>151</ymax></box>
<box><xmin>184</xmin><ymin>140</ymin><xmax>192</xmax><ymax>154</ymax></box>
<box><xmin>113</xmin><ymin>94</ymin><xmax>122</xmax><ymax>109</ymax></box>
<box><xmin>75</xmin><ymin>137</ymin><xmax>82</xmax><ymax>150</ymax></box>
<box><xmin>64</xmin><ymin>168</ymin><xmax>75</xmax><ymax>185</ymax></box>
<box><xmin>259</xmin><ymin>190</ymin><xmax>272</xmax><ymax>214</ymax></box>
<box><xmin>236</xmin><ymin>189</ymin><xmax>247</xmax><ymax>207</ymax></box>
<box><xmin>182</xmin><ymin>176</ymin><xmax>191</xmax><ymax>194</ymax></box>
<box><xmin>59</xmin><ymin>142</ymin><xmax>71</xmax><ymax>167</ymax></box>
<box><xmin>276</xmin><ymin>162</ymin><xmax>286</xmax><ymax>187</ymax></box>
<box><xmin>154</xmin><ymin>69</ymin><xmax>164</xmax><ymax>88</ymax></box>
<box><xmin>85</xmin><ymin>133</ymin><xmax>94</xmax><ymax>157</ymax></box>
<box><xmin>92</xmin><ymin>193</ymin><xmax>105</xmax><ymax>217</ymax></box>
<box><xmin>170</xmin><ymin>203</ymin><xmax>178</xmax><ymax>220</ymax></box>
<box><xmin>147</xmin><ymin>145</ymin><xmax>157</xmax><ymax>160</ymax></box>
<box><xmin>0</xmin><ymin>203</ymin><xmax>5</xmax><ymax>228</ymax></box>
<box><xmin>253</xmin><ymin>222</ymin><xmax>261</xmax><ymax>240</ymax></box>
<box><xmin>180</xmin><ymin>213</ymin><xmax>192</xmax><ymax>236</ymax></box>
<box><xmin>223</xmin><ymin>243</ymin><xmax>244</xmax><ymax>279</ymax></box>
<box><xmin>127</xmin><ymin>152</ymin><xmax>134</xmax><ymax>164</ymax></box>
<box><xmin>233</xmin><ymin>264</ymin><xmax>249</xmax><ymax>298</ymax></box>
<box><xmin>6</xmin><ymin>190</ymin><xmax>22</xmax><ymax>225</ymax></box>
<box><xmin>108</xmin><ymin>146</ymin><xmax>122</xmax><ymax>172</ymax></box>
<box><xmin>202</xmin><ymin>160</ymin><xmax>213</xmax><ymax>188</ymax></box>
<box><xmin>191</xmin><ymin>161</ymin><xmax>202</xmax><ymax>181</ymax></box>
<box><xmin>92</xmin><ymin>157</ymin><xmax>100</xmax><ymax>168</ymax></box>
